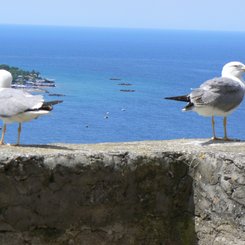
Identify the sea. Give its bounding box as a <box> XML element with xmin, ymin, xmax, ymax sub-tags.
<box><xmin>1</xmin><ymin>24</ymin><xmax>245</xmax><ymax>144</ymax></box>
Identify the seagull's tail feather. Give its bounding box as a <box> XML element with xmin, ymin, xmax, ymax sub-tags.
<box><xmin>42</xmin><ymin>100</ymin><xmax>63</xmax><ymax>107</ymax></box>
<box><xmin>182</xmin><ymin>102</ymin><xmax>194</xmax><ymax>111</ymax></box>
<box><xmin>164</xmin><ymin>95</ymin><xmax>190</xmax><ymax>102</ymax></box>
<box><xmin>25</xmin><ymin>100</ymin><xmax>63</xmax><ymax>112</ymax></box>
<box><xmin>165</xmin><ymin>95</ymin><xmax>194</xmax><ymax>112</ymax></box>
<box><xmin>41</xmin><ymin>100</ymin><xmax>63</xmax><ymax>111</ymax></box>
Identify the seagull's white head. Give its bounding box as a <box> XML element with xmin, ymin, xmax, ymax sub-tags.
<box><xmin>0</xmin><ymin>69</ymin><xmax>12</xmax><ymax>88</ymax></box>
<box><xmin>221</xmin><ymin>61</ymin><xmax>245</xmax><ymax>81</ymax></box>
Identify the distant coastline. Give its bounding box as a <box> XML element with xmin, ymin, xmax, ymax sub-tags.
<box><xmin>0</xmin><ymin>64</ymin><xmax>56</xmax><ymax>89</ymax></box>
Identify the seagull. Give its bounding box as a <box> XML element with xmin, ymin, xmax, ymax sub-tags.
<box><xmin>165</xmin><ymin>61</ymin><xmax>245</xmax><ymax>141</ymax></box>
<box><xmin>0</xmin><ymin>69</ymin><xmax>62</xmax><ymax>145</ymax></box>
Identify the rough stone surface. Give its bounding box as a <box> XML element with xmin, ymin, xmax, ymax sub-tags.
<box><xmin>0</xmin><ymin>139</ymin><xmax>244</xmax><ymax>244</ymax></box>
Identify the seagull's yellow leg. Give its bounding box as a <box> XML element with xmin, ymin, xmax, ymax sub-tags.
<box><xmin>211</xmin><ymin>116</ymin><xmax>218</xmax><ymax>140</ymax></box>
<box><xmin>0</xmin><ymin>123</ymin><xmax>6</xmax><ymax>145</ymax></box>
<box><xmin>223</xmin><ymin>116</ymin><xmax>228</xmax><ymax>140</ymax></box>
<box><xmin>223</xmin><ymin>117</ymin><xmax>239</xmax><ymax>141</ymax></box>
<box><xmin>17</xmin><ymin>123</ymin><xmax>22</xmax><ymax>146</ymax></box>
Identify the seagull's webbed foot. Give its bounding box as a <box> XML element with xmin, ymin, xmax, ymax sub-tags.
<box><xmin>223</xmin><ymin>137</ymin><xmax>240</xmax><ymax>142</ymax></box>
<box><xmin>211</xmin><ymin>137</ymin><xmax>223</xmax><ymax>141</ymax></box>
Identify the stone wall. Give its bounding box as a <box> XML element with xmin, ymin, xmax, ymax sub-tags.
<box><xmin>0</xmin><ymin>140</ymin><xmax>244</xmax><ymax>244</ymax></box>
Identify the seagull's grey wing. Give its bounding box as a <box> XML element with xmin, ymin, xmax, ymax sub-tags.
<box><xmin>190</xmin><ymin>77</ymin><xmax>244</xmax><ymax>112</ymax></box>
<box><xmin>0</xmin><ymin>88</ymin><xmax>44</xmax><ymax>117</ymax></box>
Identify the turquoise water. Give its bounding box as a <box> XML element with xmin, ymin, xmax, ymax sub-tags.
<box><xmin>1</xmin><ymin>25</ymin><xmax>245</xmax><ymax>144</ymax></box>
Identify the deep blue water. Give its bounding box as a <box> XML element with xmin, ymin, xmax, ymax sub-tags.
<box><xmin>1</xmin><ymin>25</ymin><xmax>245</xmax><ymax>144</ymax></box>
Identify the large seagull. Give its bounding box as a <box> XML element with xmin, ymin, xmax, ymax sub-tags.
<box><xmin>0</xmin><ymin>69</ymin><xmax>62</xmax><ymax>145</ymax></box>
<box><xmin>165</xmin><ymin>61</ymin><xmax>245</xmax><ymax>140</ymax></box>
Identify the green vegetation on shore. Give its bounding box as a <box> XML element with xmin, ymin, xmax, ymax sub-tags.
<box><xmin>0</xmin><ymin>64</ymin><xmax>55</xmax><ymax>88</ymax></box>
<box><xmin>0</xmin><ymin>64</ymin><xmax>40</xmax><ymax>81</ymax></box>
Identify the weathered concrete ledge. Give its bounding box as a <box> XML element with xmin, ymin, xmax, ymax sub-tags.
<box><xmin>0</xmin><ymin>139</ymin><xmax>245</xmax><ymax>244</ymax></box>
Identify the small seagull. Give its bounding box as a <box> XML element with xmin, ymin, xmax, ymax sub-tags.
<box><xmin>165</xmin><ymin>61</ymin><xmax>245</xmax><ymax>141</ymax></box>
<box><xmin>0</xmin><ymin>69</ymin><xmax>62</xmax><ymax>145</ymax></box>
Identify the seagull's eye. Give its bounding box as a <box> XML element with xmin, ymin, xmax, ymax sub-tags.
<box><xmin>233</xmin><ymin>65</ymin><xmax>241</xmax><ymax>69</ymax></box>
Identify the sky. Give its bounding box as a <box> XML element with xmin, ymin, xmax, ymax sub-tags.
<box><xmin>1</xmin><ymin>0</ymin><xmax>245</xmax><ymax>31</ymax></box>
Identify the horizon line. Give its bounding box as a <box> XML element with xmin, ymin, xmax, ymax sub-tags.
<box><xmin>0</xmin><ymin>23</ymin><xmax>245</xmax><ymax>34</ymax></box>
